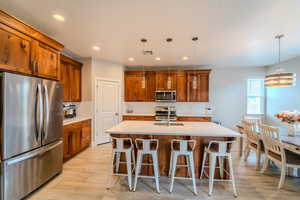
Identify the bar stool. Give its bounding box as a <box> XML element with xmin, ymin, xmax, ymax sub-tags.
<box><xmin>169</xmin><ymin>139</ymin><xmax>197</xmax><ymax>195</ymax></box>
<box><xmin>200</xmin><ymin>141</ymin><xmax>237</xmax><ymax>197</ymax></box>
<box><xmin>109</xmin><ymin>137</ymin><xmax>135</xmax><ymax>190</ymax></box>
<box><xmin>133</xmin><ymin>138</ymin><xmax>160</xmax><ymax>193</ymax></box>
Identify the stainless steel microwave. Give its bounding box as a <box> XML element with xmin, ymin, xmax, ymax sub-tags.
<box><xmin>155</xmin><ymin>90</ymin><xmax>176</xmax><ymax>102</ymax></box>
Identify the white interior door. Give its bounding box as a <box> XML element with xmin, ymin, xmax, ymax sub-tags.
<box><xmin>95</xmin><ymin>79</ymin><xmax>120</xmax><ymax>145</ymax></box>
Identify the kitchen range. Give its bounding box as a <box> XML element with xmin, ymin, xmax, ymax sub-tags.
<box><xmin>0</xmin><ymin>72</ymin><xmax>63</xmax><ymax>200</ymax></box>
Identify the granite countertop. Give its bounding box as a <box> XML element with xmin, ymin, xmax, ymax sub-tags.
<box><xmin>106</xmin><ymin>121</ymin><xmax>240</xmax><ymax>137</ymax></box>
<box><xmin>63</xmin><ymin>116</ymin><xmax>92</xmax><ymax>125</ymax></box>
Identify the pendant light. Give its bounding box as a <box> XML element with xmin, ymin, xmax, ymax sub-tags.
<box><xmin>265</xmin><ymin>34</ymin><xmax>296</xmax><ymax>88</ymax></box>
<box><xmin>141</xmin><ymin>38</ymin><xmax>147</xmax><ymax>89</ymax></box>
<box><xmin>166</xmin><ymin>38</ymin><xmax>173</xmax><ymax>89</ymax></box>
<box><xmin>192</xmin><ymin>37</ymin><xmax>198</xmax><ymax>90</ymax></box>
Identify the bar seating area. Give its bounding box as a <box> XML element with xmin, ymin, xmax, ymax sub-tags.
<box><xmin>107</xmin><ymin>125</ymin><xmax>239</xmax><ymax>197</ymax></box>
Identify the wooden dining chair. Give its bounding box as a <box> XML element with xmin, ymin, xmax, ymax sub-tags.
<box><xmin>242</xmin><ymin>120</ymin><xmax>262</xmax><ymax>170</ymax></box>
<box><xmin>260</xmin><ymin>124</ymin><xmax>300</xmax><ymax>189</ymax></box>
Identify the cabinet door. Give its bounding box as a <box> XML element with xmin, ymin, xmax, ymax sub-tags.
<box><xmin>70</xmin><ymin>66</ymin><xmax>81</xmax><ymax>102</ymax></box>
<box><xmin>176</xmin><ymin>71</ymin><xmax>187</xmax><ymax>102</ymax></box>
<box><xmin>34</xmin><ymin>42</ymin><xmax>60</xmax><ymax>80</ymax></box>
<box><xmin>60</xmin><ymin>61</ymin><xmax>71</xmax><ymax>102</ymax></box>
<box><xmin>146</xmin><ymin>71</ymin><xmax>156</xmax><ymax>101</ymax></box>
<box><xmin>81</xmin><ymin>120</ymin><xmax>91</xmax><ymax>149</ymax></box>
<box><xmin>71</xmin><ymin>129</ymin><xmax>82</xmax><ymax>154</ymax></box>
<box><xmin>0</xmin><ymin>24</ymin><xmax>32</xmax><ymax>75</ymax></box>
<box><xmin>155</xmin><ymin>72</ymin><xmax>177</xmax><ymax>90</ymax></box>
<box><xmin>124</xmin><ymin>72</ymin><xmax>146</xmax><ymax>101</ymax></box>
<box><xmin>187</xmin><ymin>72</ymin><xmax>209</xmax><ymax>102</ymax></box>
<box><xmin>63</xmin><ymin>129</ymin><xmax>73</xmax><ymax>160</ymax></box>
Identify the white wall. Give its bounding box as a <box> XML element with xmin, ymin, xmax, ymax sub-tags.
<box><xmin>266</xmin><ymin>56</ymin><xmax>300</xmax><ymax>127</ymax></box>
<box><xmin>210</xmin><ymin>67</ymin><xmax>266</xmax><ymax>129</ymax></box>
<box><xmin>124</xmin><ymin>67</ymin><xmax>267</xmax><ymax>129</ymax></box>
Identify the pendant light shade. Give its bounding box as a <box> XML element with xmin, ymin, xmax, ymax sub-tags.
<box><xmin>265</xmin><ymin>34</ymin><xmax>296</xmax><ymax>88</ymax></box>
<box><xmin>265</xmin><ymin>72</ymin><xmax>296</xmax><ymax>88</ymax></box>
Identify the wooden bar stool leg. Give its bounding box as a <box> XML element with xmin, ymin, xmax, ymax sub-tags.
<box><xmin>208</xmin><ymin>154</ymin><xmax>216</xmax><ymax>196</ymax></box>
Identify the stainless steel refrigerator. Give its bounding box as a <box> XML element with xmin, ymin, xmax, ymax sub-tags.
<box><xmin>0</xmin><ymin>72</ymin><xmax>63</xmax><ymax>200</ymax></box>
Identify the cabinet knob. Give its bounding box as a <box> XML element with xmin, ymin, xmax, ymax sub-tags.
<box><xmin>115</xmin><ymin>113</ymin><xmax>119</xmax><ymax>116</ymax></box>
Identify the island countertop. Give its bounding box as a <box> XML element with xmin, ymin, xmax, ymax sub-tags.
<box><xmin>106</xmin><ymin>121</ymin><xmax>240</xmax><ymax>137</ymax></box>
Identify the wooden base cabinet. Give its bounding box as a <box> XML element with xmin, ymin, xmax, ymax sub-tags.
<box><xmin>63</xmin><ymin>119</ymin><xmax>92</xmax><ymax>161</ymax></box>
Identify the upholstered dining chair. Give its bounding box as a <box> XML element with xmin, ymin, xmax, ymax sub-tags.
<box><xmin>260</xmin><ymin>124</ymin><xmax>300</xmax><ymax>189</ymax></box>
<box><xmin>242</xmin><ymin>120</ymin><xmax>263</xmax><ymax>170</ymax></box>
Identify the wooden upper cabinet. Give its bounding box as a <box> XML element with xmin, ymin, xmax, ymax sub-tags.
<box><xmin>155</xmin><ymin>71</ymin><xmax>177</xmax><ymax>90</ymax></box>
<box><xmin>146</xmin><ymin>71</ymin><xmax>156</xmax><ymax>101</ymax></box>
<box><xmin>124</xmin><ymin>71</ymin><xmax>147</xmax><ymax>101</ymax></box>
<box><xmin>176</xmin><ymin>71</ymin><xmax>187</xmax><ymax>102</ymax></box>
<box><xmin>186</xmin><ymin>70</ymin><xmax>210</xmax><ymax>102</ymax></box>
<box><xmin>0</xmin><ymin>10</ymin><xmax>64</xmax><ymax>78</ymax></box>
<box><xmin>60</xmin><ymin>60</ymin><xmax>71</xmax><ymax>101</ymax></box>
<box><xmin>124</xmin><ymin>69</ymin><xmax>210</xmax><ymax>102</ymax></box>
<box><xmin>0</xmin><ymin>24</ymin><xmax>33</xmax><ymax>75</ymax></box>
<box><xmin>32</xmin><ymin>42</ymin><xmax>60</xmax><ymax>80</ymax></box>
<box><xmin>60</xmin><ymin>55</ymin><xmax>82</xmax><ymax>102</ymax></box>
<box><xmin>70</xmin><ymin>65</ymin><xmax>81</xmax><ymax>102</ymax></box>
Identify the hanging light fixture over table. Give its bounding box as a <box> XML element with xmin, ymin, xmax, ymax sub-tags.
<box><xmin>265</xmin><ymin>34</ymin><xmax>296</xmax><ymax>88</ymax></box>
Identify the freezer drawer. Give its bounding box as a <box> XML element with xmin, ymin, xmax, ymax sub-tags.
<box><xmin>2</xmin><ymin>141</ymin><xmax>63</xmax><ymax>200</ymax></box>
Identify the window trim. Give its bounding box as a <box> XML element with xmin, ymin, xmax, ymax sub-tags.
<box><xmin>246</xmin><ymin>79</ymin><xmax>265</xmax><ymax>116</ymax></box>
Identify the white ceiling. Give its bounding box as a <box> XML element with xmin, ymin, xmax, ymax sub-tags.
<box><xmin>1</xmin><ymin>0</ymin><xmax>300</xmax><ymax>68</ymax></box>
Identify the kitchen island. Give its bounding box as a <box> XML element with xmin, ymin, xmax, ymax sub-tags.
<box><xmin>106</xmin><ymin>121</ymin><xmax>240</xmax><ymax>177</ymax></box>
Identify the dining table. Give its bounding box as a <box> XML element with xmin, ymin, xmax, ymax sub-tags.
<box><xmin>236</xmin><ymin>124</ymin><xmax>300</xmax><ymax>176</ymax></box>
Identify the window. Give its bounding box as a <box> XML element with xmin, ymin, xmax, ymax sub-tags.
<box><xmin>247</xmin><ymin>79</ymin><xmax>265</xmax><ymax>115</ymax></box>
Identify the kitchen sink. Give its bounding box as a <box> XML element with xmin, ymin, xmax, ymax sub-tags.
<box><xmin>153</xmin><ymin>122</ymin><xmax>184</xmax><ymax>126</ymax></box>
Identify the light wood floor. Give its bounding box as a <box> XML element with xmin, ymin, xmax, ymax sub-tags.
<box><xmin>28</xmin><ymin>143</ymin><xmax>300</xmax><ymax>200</ymax></box>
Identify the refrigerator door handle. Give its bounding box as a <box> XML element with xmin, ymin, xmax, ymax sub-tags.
<box><xmin>43</xmin><ymin>84</ymin><xmax>50</xmax><ymax>141</ymax></box>
<box><xmin>34</xmin><ymin>85</ymin><xmax>39</xmax><ymax>143</ymax></box>
<box><xmin>37</xmin><ymin>84</ymin><xmax>43</xmax><ymax>143</ymax></box>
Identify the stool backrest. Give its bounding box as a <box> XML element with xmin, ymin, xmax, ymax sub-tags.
<box><xmin>207</xmin><ymin>141</ymin><xmax>234</xmax><ymax>154</ymax></box>
<box><xmin>135</xmin><ymin>139</ymin><xmax>159</xmax><ymax>151</ymax></box>
<box><xmin>242</xmin><ymin>120</ymin><xmax>260</xmax><ymax>143</ymax></box>
<box><xmin>259</xmin><ymin>124</ymin><xmax>282</xmax><ymax>155</ymax></box>
<box><xmin>171</xmin><ymin>139</ymin><xmax>196</xmax><ymax>152</ymax></box>
<box><xmin>111</xmin><ymin>137</ymin><xmax>133</xmax><ymax>150</ymax></box>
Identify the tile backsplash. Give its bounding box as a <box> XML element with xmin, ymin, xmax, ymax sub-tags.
<box><xmin>124</xmin><ymin>102</ymin><xmax>213</xmax><ymax>116</ymax></box>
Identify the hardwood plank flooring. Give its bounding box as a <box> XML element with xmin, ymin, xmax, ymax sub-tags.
<box><xmin>28</xmin><ymin>143</ymin><xmax>300</xmax><ymax>200</ymax></box>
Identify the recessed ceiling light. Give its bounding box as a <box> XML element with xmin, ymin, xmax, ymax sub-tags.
<box><xmin>155</xmin><ymin>57</ymin><xmax>161</xmax><ymax>61</ymax></box>
<box><xmin>53</xmin><ymin>14</ymin><xmax>65</xmax><ymax>22</ymax></box>
<box><xmin>182</xmin><ymin>56</ymin><xmax>189</xmax><ymax>60</ymax></box>
<box><xmin>128</xmin><ymin>57</ymin><xmax>135</xmax><ymax>61</ymax></box>
<box><xmin>92</xmin><ymin>46</ymin><xmax>100</xmax><ymax>51</ymax></box>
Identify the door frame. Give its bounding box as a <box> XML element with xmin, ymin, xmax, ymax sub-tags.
<box><xmin>92</xmin><ymin>77</ymin><xmax>122</xmax><ymax>146</ymax></box>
